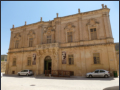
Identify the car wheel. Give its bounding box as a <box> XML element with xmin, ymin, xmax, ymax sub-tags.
<box><xmin>104</xmin><ymin>75</ymin><xmax>108</xmax><ymax>78</ymax></box>
<box><xmin>18</xmin><ymin>73</ymin><xmax>20</xmax><ymax>76</ymax></box>
<box><xmin>89</xmin><ymin>75</ymin><xmax>92</xmax><ymax>78</ymax></box>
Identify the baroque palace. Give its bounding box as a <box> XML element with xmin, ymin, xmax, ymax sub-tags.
<box><xmin>6</xmin><ymin>4</ymin><xmax>118</xmax><ymax>76</ymax></box>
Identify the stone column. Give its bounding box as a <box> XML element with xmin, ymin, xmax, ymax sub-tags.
<box><xmin>36</xmin><ymin>55</ymin><xmax>40</xmax><ymax>75</ymax></box>
<box><xmin>106</xmin><ymin>15</ymin><xmax>113</xmax><ymax>38</ymax></box>
<box><xmin>79</xmin><ymin>17</ymin><xmax>83</xmax><ymax>41</ymax></box>
<box><xmin>22</xmin><ymin>29</ymin><xmax>26</xmax><ymax>47</ymax></box>
<box><xmin>55</xmin><ymin>21</ymin><xmax>61</xmax><ymax>43</ymax></box>
<box><xmin>80</xmin><ymin>47</ymin><xmax>87</xmax><ymax>76</ymax></box>
<box><xmin>53</xmin><ymin>48</ymin><xmax>59</xmax><ymax>70</ymax></box>
<box><xmin>107</xmin><ymin>44</ymin><xmax>118</xmax><ymax>76</ymax></box>
<box><xmin>102</xmin><ymin>13</ymin><xmax>110</xmax><ymax>38</ymax></box>
<box><xmin>39</xmin><ymin>54</ymin><xmax>44</xmax><ymax>74</ymax></box>
<box><xmin>9</xmin><ymin>31</ymin><xmax>12</xmax><ymax>49</ymax></box>
<box><xmin>40</xmin><ymin>25</ymin><xmax>43</xmax><ymax>44</ymax></box>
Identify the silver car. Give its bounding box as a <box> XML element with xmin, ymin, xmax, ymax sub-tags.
<box><xmin>18</xmin><ymin>69</ymin><xmax>34</xmax><ymax>76</ymax></box>
<box><xmin>86</xmin><ymin>69</ymin><xmax>110</xmax><ymax>78</ymax></box>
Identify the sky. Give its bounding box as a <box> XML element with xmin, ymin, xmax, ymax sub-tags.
<box><xmin>1</xmin><ymin>1</ymin><xmax>119</xmax><ymax>55</ymax></box>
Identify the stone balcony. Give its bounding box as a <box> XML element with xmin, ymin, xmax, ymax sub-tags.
<box><xmin>36</xmin><ymin>43</ymin><xmax>59</xmax><ymax>50</ymax></box>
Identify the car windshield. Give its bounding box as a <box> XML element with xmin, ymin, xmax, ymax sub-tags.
<box><xmin>29</xmin><ymin>70</ymin><xmax>32</xmax><ymax>72</ymax></box>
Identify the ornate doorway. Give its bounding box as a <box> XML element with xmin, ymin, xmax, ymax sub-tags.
<box><xmin>44</xmin><ymin>56</ymin><xmax>52</xmax><ymax>74</ymax></box>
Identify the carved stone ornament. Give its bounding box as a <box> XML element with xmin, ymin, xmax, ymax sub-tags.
<box><xmin>14</xmin><ymin>33</ymin><xmax>21</xmax><ymax>40</ymax></box>
<box><xmin>28</xmin><ymin>30</ymin><xmax>35</xmax><ymax>38</ymax></box>
<box><xmin>64</xmin><ymin>22</ymin><xmax>75</xmax><ymax>32</ymax></box>
<box><xmin>43</xmin><ymin>25</ymin><xmax>55</xmax><ymax>35</ymax></box>
<box><xmin>86</xmin><ymin>18</ymin><xmax>99</xmax><ymax>26</ymax></box>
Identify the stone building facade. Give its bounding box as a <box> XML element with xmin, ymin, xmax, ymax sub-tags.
<box><xmin>6</xmin><ymin>4</ymin><xmax>118</xmax><ymax>76</ymax></box>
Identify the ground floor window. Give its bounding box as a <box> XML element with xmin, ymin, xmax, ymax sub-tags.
<box><xmin>68</xmin><ymin>55</ymin><xmax>74</xmax><ymax>65</ymax></box>
<box><xmin>27</xmin><ymin>57</ymin><xmax>31</xmax><ymax>66</ymax></box>
<box><xmin>93</xmin><ymin>53</ymin><xmax>100</xmax><ymax>64</ymax></box>
<box><xmin>12</xmin><ymin>71</ymin><xmax>15</xmax><ymax>74</ymax></box>
<box><xmin>13</xmin><ymin>58</ymin><xmax>16</xmax><ymax>66</ymax></box>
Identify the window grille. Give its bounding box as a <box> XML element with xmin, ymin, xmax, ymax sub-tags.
<box><xmin>47</xmin><ymin>35</ymin><xmax>51</xmax><ymax>43</ymax></box>
<box><xmin>93</xmin><ymin>53</ymin><xmax>100</xmax><ymax>64</ymax></box>
<box><xmin>68</xmin><ymin>55</ymin><xmax>74</xmax><ymax>65</ymax></box>
<box><xmin>67</xmin><ymin>32</ymin><xmax>72</xmax><ymax>42</ymax></box>
<box><xmin>13</xmin><ymin>58</ymin><xmax>16</xmax><ymax>66</ymax></box>
<box><xmin>90</xmin><ymin>28</ymin><xmax>97</xmax><ymax>40</ymax></box>
<box><xmin>27</xmin><ymin>57</ymin><xmax>31</xmax><ymax>66</ymax></box>
<box><xmin>15</xmin><ymin>40</ymin><xmax>19</xmax><ymax>48</ymax></box>
<box><xmin>29</xmin><ymin>38</ymin><xmax>33</xmax><ymax>47</ymax></box>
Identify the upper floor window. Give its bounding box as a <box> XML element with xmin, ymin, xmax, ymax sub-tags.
<box><xmin>47</xmin><ymin>35</ymin><xmax>51</xmax><ymax>43</ymax></box>
<box><xmin>27</xmin><ymin>57</ymin><xmax>31</xmax><ymax>66</ymax></box>
<box><xmin>13</xmin><ymin>58</ymin><xmax>16</xmax><ymax>66</ymax></box>
<box><xmin>67</xmin><ymin>32</ymin><xmax>72</xmax><ymax>42</ymax></box>
<box><xmin>15</xmin><ymin>40</ymin><xmax>19</xmax><ymax>48</ymax></box>
<box><xmin>68</xmin><ymin>55</ymin><xmax>74</xmax><ymax>65</ymax></box>
<box><xmin>93</xmin><ymin>53</ymin><xmax>100</xmax><ymax>64</ymax></box>
<box><xmin>29</xmin><ymin>38</ymin><xmax>33</xmax><ymax>47</ymax></box>
<box><xmin>90</xmin><ymin>28</ymin><xmax>97</xmax><ymax>40</ymax></box>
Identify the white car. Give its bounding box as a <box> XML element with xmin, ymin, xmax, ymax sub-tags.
<box><xmin>1</xmin><ymin>73</ymin><xmax>3</xmax><ymax>78</ymax></box>
<box><xmin>18</xmin><ymin>70</ymin><xmax>34</xmax><ymax>76</ymax></box>
<box><xmin>86</xmin><ymin>69</ymin><xmax>110</xmax><ymax>78</ymax></box>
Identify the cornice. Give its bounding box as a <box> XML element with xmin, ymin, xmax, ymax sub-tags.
<box><xmin>10</xmin><ymin>8</ymin><xmax>110</xmax><ymax>31</ymax></box>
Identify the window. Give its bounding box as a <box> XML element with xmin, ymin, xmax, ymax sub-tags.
<box><xmin>27</xmin><ymin>57</ymin><xmax>31</xmax><ymax>66</ymax></box>
<box><xmin>90</xmin><ymin>28</ymin><xmax>97</xmax><ymax>40</ymax></box>
<box><xmin>95</xmin><ymin>70</ymin><xmax>99</xmax><ymax>73</ymax></box>
<box><xmin>29</xmin><ymin>38</ymin><xmax>33</xmax><ymax>47</ymax></box>
<box><xmin>15</xmin><ymin>40</ymin><xmax>19</xmax><ymax>48</ymax></box>
<box><xmin>68</xmin><ymin>55</ymin><xmax>74</xmax><ymax>65</ymax></box>
<box><xmin>24</xmin><ymin>70</ymin><xmax>28</xmax><ymax>72</ymax></box>
<box><xmin>13</xmin><ymin>58</ymin><xmax>16</xmax><ymax>66</ymax></box>
<box><xmin>12</xmin><ymin>71</ymin><xmax>15</xmax><ymax>74</ymax></box>
<box><xmin>93</xmin><ymin>53</ymin><xmax>100</xmax><ymax>64</ymax></box>
<box><xmin>100</xmin><ymin>70</ymin><xmax>105</xmax><ymax>73</ymax></box>
<box><xmin>67</xmin><ymin>32</ymin><xmax>72</xmax><ymax>42</ymax></box>
<box><xmin>47</xmin><ymin>35</ymin><xmax>51</xmax><ymax>43</ymax></box>
<box><xmin>21</xmin><ymin>70</ymin><xmax>24</xmax><ymax>72</ymax></box>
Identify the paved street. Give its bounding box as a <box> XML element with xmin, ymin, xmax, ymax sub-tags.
<box><xmin>1</xmin><ymin>74</ymin><xmax>119</xmax><ymax>90</ymax></box>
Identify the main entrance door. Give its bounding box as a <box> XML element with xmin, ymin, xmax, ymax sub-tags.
<box><xmin>44</xmin><ymin>56</ymin><xmax>52</xmax><ymax>74</ymax></box>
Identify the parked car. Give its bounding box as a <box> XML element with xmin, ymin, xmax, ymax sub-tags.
<box><xmin>1</xmin><ymin>73</ymin><xmax>3</xmax><ymax>78</ymax></box>
<box><xmin>17</xmin><ymin>70</ymin><xmax>34</xmax><ymax>76</ymax></box>
<box><xmin>86</xmin><ymin>69</ymin><xmax>110</xmax><ymax>78</ymax></box>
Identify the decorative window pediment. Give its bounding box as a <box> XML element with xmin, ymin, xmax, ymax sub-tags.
<box><xmin>14</xmin><ymin>33</ymin><xmax>21</xmax><ymax>40</ymax></box>
<box><xmin>64</xmin><ymin>22</ymin><xmax>75</xmax><ymax>32</ymax></box>
<box><xmin>64</xmin><ymin>23</ymin><xmax>75</xmax><ymax>43</ymax></box>
<box><xmin>43</xmin><ymin>25</ymin><xmax>55</xmax><ymax>35</ymax></box>
<box><xmin>28</xmin><ymin>30</ymin><xmax>35</xmax><ymax>38</ymax></box>
<box><xmin>86</xmin><ymin>18</ymin><xmax>99</xmax><ymax>40</ymax></box>
<box><xmin>86</xmin><ymin>18</ymin><xmax>99</xmax><ymax>26</ymax></box>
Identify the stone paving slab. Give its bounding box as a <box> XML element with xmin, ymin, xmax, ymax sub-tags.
<box><xmin>1</xmin><ymin>75</ymin><xmax>119</xmax><ymax>90</ymax></box>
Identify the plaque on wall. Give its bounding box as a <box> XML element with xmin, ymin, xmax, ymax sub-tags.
<box><xmin>32</xmin><ymin>54</ymin><xmax>36</xmax><ymax>65</ymax></box>
<box><xmin>62</xmin><ymin>51</ymin><xmax>66</xmax><ymax>64</ymax></box>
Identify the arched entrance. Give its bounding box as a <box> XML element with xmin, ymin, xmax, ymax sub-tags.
<box><xmin>44</xmin><ymin>56</ymin><xmax>52</xmax><ymax>74</ymax></box>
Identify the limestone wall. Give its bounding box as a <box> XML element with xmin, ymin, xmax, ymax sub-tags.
<box><xmin>1</xmin><ymin>61</ymin><xmax>6</xmax><ymax>72</ymax></box>
<box><xmin>116</xmin><ymin>51</ymin><xmax>119</xmax><ymax>76</ymax></box>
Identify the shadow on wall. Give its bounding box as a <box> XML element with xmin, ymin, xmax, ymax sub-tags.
<box><xmin>103</xmin><ymin>86</ymin><xmax>119</xmax><ymax>90</ymax></box>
